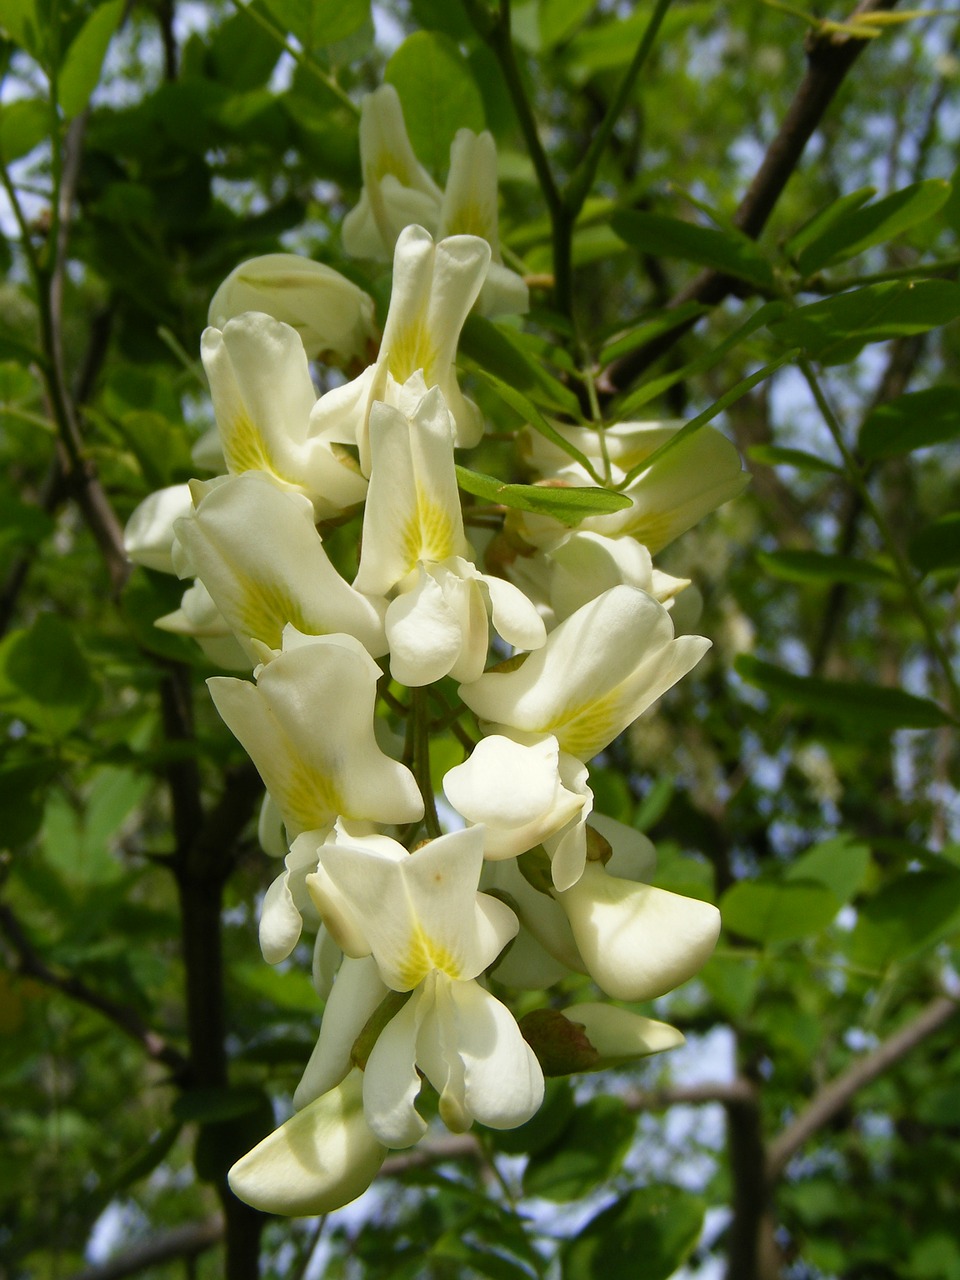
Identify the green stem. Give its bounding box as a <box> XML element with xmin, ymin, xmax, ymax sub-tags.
<box><xmin>563</xmin><ymin>0</ymin><xmax>675</xmax><ymax>218</ymax></box>
<box><xmin>798</xmin><ymin>356</ymin><xmax>960</xmax><ymax>720</ymax></box>
<box><xmin>234</xmin><ymin>2</ymin><xmax>359</xmax><ymax>116</ymax></box>
<box><xmin>412</xmin><ymin>688</ymin><xmax>442</xmax><ymax>839</ymax></box>
<box><xmin>807</xmin><ymin>256</ymin><xmax>960</xmax><ymax>293</ymax></box>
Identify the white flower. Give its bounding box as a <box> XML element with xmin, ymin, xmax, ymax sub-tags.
<box><xmin>459</xmin><ymin>586</ymin><xmax>709</xmax><ymax>887</ymax></box>
<box><xmin>342</xmin><ymin>85</ymin><xmax>443</xmax><ymax>260</ymax></box>
<box><xmin>353</xmin><ymin>378</ymin><xmax>544</xmax><ymax>685</ymax></box>
<box><xmin>208</xmin><ymin>253</ymin><xmax>378</xmax><ymax>365</ymax></box>
<box><xmin>443</xmin><ymin>733</ymin><xmax>586</xmax><ymax>860</ymax></box>
<box><xmin>201</xmin><ymin>311</ymin><xmax>368</xmax><ymax>519</ymax></box>
<box><xmin>556</xmin><ymin>859</ymin><xmax>721</xmax><ymax>1002</ymax></box>
<box><xmin>437</xmin><ymin>129</ymin><xmax>528</xmax><ymax>318</ymax></box>
<box><xmin>312</xmin><ymin>227</ymin><xmax>491</xmax><ymax>472</ymax></box>
<box><xmin>460</xmin><ymin>585</ymin><xmax>709</xmax><ymax>762</ymax></box>
<box><xmin>207</xmin><ymin>630</ymin><xmax>423</xmax><ymax>840</ymax></box>
<box><xmin>123</xmin><ymin>484</ymin><xmax>193</xmax><ymax>574</ymax></box>
<box><xmin>517</xmin><ymin>420</ymin><xmax>750</xmax><ymax>552</ymax></box>
<box><xmin>172</xmin><ymin>473</ymin><xmax>387</xmax><ymax>664</ymax></box>
<box><xmin>154</xmin><ymin>579</ymin><xmax>249</xmax><ymax>670</ymax></box>
<box><xmin>306</xmin><ymin>827</ymin><xmax>544</xmax><ymax>1145</ymax></box>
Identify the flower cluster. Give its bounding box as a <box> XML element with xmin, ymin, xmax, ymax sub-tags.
<box><xmin>125</xmin><ymin>88</ymin><xmax>745</xmax><ymax>1218</ymax></box>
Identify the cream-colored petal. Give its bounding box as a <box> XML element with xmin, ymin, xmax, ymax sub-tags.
<box><xmin>561</xmin><ymin>1002</ymin><xmax>684</xmax><ymax>1067</ymax></box>
<box><xmin>175</xmin><ymin>472</ymin><xmax>386</xmax><ymax>661</ymax></box>
<box><xmin>363</xmin><ymin>987</ymin><xmax>429</xmax><ymax>1148</ymax></box>
<box><xmin>228</xmin><ymin>1069</ymin><xmax>386</xmax><ymax>1216</ymax></box>
<box><xmin>294</xmin><ymin>957</ymin><xmax>389</xmax><ymax>1109</ymax></box>
<box><xmin>557</xmin><ymin>861</ymin><xmax>720</xmax><ymax>1001</ymax></box>
<box><xmin>124</xmin><ymin>484</ymin><xmax>193</xmax><ymax>574</ymax></box>
<box><xmin>208</xmin><ymin>636</ymin><xmax>423</xmax><ymax>836</ymax></box>
<box><xmin>207</xmin><ymin>253</ymin><xmax>377</xmax><ymax>364</ymax></box>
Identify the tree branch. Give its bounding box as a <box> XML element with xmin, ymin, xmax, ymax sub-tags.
<box><xmin>66</xmin><ymin>1218</ymin><xmax>224</xmax><ymax>1280</ymax></box>
<box><xmin>602</xmin><ymin>0</ymin><xmax>902</xmax><ymax>395</ymax></box>
<box><xmin>0</xmin><ymin>900</ymin><xmax>189</xmax><ymax>1079</ymax></box>
<box><xmin>765</xmin><ymin>993</ymin><xmax>959</xmax><ymax>1185</ymax></box>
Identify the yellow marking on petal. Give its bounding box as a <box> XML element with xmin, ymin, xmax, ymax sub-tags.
<box><xmin>552</xmin><ymin>685</ymin><xmax>627</xmax><ymax>759</ymax></box>
<box><xmin>387</xmin><ymin>313</ymin><xmax>436</xmax><ymax>385</ymax></box>
<box><xmin>371</xmin><ymin>154</ymin><xmax>417</xmax><ymax>185</ymax></box>
<box><xmin>277</xmin><ymin>756</ymin><xmax>343</xmax><ymax>832</ymax></box>
<box><xmin>444</xmin><ymin>199</ymin><xmax>496</xmax><ymax>241</ymax></box>
<box><xmin>396</xmin><ymin>924</ymin><xmax>462</xmax><ymax>989</ymax></box>
<box><xmin>400</xmin><ymin>486</ymin><xmax>458</xmax><ymax>570</ymax></box>
<box><xmin>234</xmin><ymin>579</ymin><xmax>310</xmax><ymax>649</ymax></box>
<box><xmin>618</xmin><ymin>508</ymin><xmax>677</xmax><ymax>554</ymax></box>
<box><xmin>222</xmin><ymin>412</ymin><xmax>297</xmax><ymax>485</ymax></box>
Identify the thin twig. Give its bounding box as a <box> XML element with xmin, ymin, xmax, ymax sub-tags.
<box><xmin>602</xmin><ymin>0</ymin><xmax>902</xmax><ymax>395</ymax></box>
<box><xmin>765</xmin><ymin>993</ymin><xmax>959</xmax><ymax>1184</ymax></box>
<box><xmin>0</xmin><ymin>900</ymin><xmax>190</xmax><ymax>1079</ymax></box>
<box><xmin>65</xmin><ymin>1219</ymin><xmax>224</xmax><ymax>1280</ymax></box>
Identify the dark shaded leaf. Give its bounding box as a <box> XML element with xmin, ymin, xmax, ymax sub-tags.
<box><xmin>563</xmin><ymin>1185</ymin><xmax>704</xmax><ymax>1280</ymax></box>
<box><xmin>756</xmin><ymin>550</ymin><xmax>896</xmax><ymax>586</ymax></box>
<box><xmin>612</xmin><ymin>209</ymin><xmax>775</xmax><ymax>289</ymax></box>
<box><xmin>735</xmin><ymin>655</ymin><xmax>953</xmax><ymax>731</ymax></box>
<box><xmin>860</xmin><ymin>387</ymin><xmax>960</xmax><ymax>460</ymax></box>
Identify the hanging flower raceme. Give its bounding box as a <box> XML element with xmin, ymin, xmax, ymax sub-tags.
<box><xmin>120</xmin><ymin>72</ymin><xmax>739</xmax><ymax>1227</ymax></box>
<box><xmin>353</xmin><ymin>375</ymin><xmax>545</xmax><ymax>685</ymax></box>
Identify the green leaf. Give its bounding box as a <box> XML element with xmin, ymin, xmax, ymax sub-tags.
<box><xmin>472</xmin><ymin>369</ymin><xmax>600</xmax><ymax>480</ymax></box>
<box><xmin>720</xmin><ymin>878</ymin><xmax>840</xmax><ymax>944</ymax></box>
<box><xmin>859</xmin><ymin>387</ymin><xmax>960</xmax><ymax>460</ymax></box>
<box><xmin>386</xmin><ymin>31</ymin><xmax>485</xmax><ymax>177</ymax></box>
<box><xmin>58</xmin><ymin>0</ymin><xmax>124</xmax><ymax>120</ymax></box>
<box><xmin>785</xmin><ymin>835</ymin><xmax>871</xmax><ymax>904</ymax></box>
<box><xmin>795</xmin><ymin>179</ymin><xmax>951</xmax><ymax>275</ymax></box>
<box><xmin>909</xmin><ymin>514</ymin><xmax>960</xmax><ymax>576</ymax></box>
<box><xmin>460</xmin><ymin>313</ymin><xmax>581</xmax><ymax>416</ymax></box>
<box><xmin>261</xmin><ymin>0</ymin><xmax>370</xmax><ymax>48</ymax></box>
<box><xmin>756</xmin><ymin>550</ymin><xmax>896</xmax><ymax>586</ymax></box>
<box><xmin>784</xmin><ymin>186</ymin><xmax>876</xmax><ymax>262</ymax></box>
<box><xmin>455</xmin><ymin>465</ymin><xmax>632</xmax><ymax>526</ymax></box>
<box><xmin>736</xmin><ymin>655</ymin><xmax>954</xmax><ymax>731</ymax></box>
<box><xmin>563</xmin><ymin>1185</ymin><xmax>705</xmax><ymax>1280</ymax></box>
<box><xmin>621</xmin><ymin>349</ymin><xmax>796</xmax><ymax>484</ymax></box>
<box><xmin>523</xmin><ymin>1094</ymin><xmax>635</xmax><ymax>1201</ymax></box>
<box><xmin>0</xmin><ymin>98</ymin><xmax>49</xmax><ymax>162</ymax></box>
<box><xmin>0</xmin><ymin>761</ymin><xmax>58</xmax><ymax>849</ymax></box>
<box><xmin>616</xmin><ymin>300</ymin><xmax>788</xmax><ymax>418</ymax></box>
<box><xmin>599</xmin><ymin>303</ymin><xmax>709</xmax><ymax>364</ymax></box>
<box><xmin>747</xmin><ymin>444</ymin><xmax>842</xmax><ymax>474</ymax></box>
<box><xmin>850</xmin><ymin>870</ymin><xmax>960</xmax><ymax>969</ymax></box>
<box><xmin>539</xmin><ymin>0</ymin><xmax>594</xmax><ymax>49</ymax></box>
<box><xmin>612</xmin><ymin>210</ymin><xmax>775</xmax><ymax>290</ymax></box>
<box><xmin>207</xmin><ymin>2</ymin><xmax>283</xmax><ymax>90</ymax></box>
<box><xmin>769</xmin><ymin>282</ymin><xmax>960</xmax><ymax>365</ymax></box>
<box><xmin>0</xmin><ymin>614</ymin><xmax>98</xmax><ymax>737</ymax></box>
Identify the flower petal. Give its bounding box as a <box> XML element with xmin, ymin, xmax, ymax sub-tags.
<box><xmin>294</xmin><ymin>957</ymin><xmax>389</xmax><ymax>1109</ymax></box>
<box><xmin>228</xmin><ymin>1068</ymin><xmax>386</xmax><ymax>1216</ymax></box>
<box><xmin>363</xmin><ymin>988</ymin><xmax>428</xmax><ymax>1148</ymax></box>
<box><xmin>557</xmin><ymin>861</ymin><xmax>721</xmax><ymax>1001</ymax></box>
